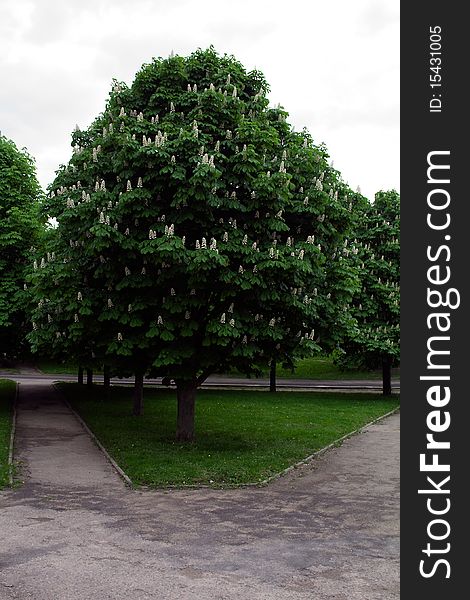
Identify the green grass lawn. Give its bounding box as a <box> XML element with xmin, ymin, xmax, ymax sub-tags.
<box><xmin>35</xmin><ymin>360</ymin><xmax>83</xmax><ymax>375</ymax></box>
<box><xmin>273</xmin><ymin>357</ymin><xmax>386</xmax><ymax>380</ymax></box>
<box><xmin>0</xmin><ymin>379</ymin><xmax>16</xmax><ymax>488</ymax></box>
<box><xmin>60</xmin><ymin>383</ymin><xmax>399</xmax><ymax>488</ymax></box>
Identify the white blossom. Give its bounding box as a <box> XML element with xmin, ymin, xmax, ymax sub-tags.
<box><xmin>93</xmin><ymin>148</ymin><xmax>98</xmax><ymax>162</ymax></box>
<box><xmin>32</xmin><ymin>322</ymin><xmax>37</xmax><ymax>330</ymax></box>
<box><xmin>77</xmin><ymin>292</ymin><xmax>82</xmax><ymax>301</ymax></box>
<box><xmin>269</xmin><ymin>318</ymin><xmax>276</xmax><ymax>327</ymax></box>
<box><xmin>220</xmin><ymin>313</ymin><xmax>226</xmax><ymax>324</ymax></box>
<box><xmin>209</xmin><ymin>238</ymin><xmax>217</xmax><ymax>251</ymax></box>
<box><xmin>190</xmin><ymin>289</ymin><xmax>196</xmax><ymax>295</ymax></box>
<box><xmin>117</xmin><ymin>332</ymin><xmax>123</xmax><ymax>341</ymax></box>
<box><xmin>238</xmin><ymin>265</ymin><xmax>244</xmax><ymax>274</ymax></box>
<box><xmin>232</xmin><ymin>86</ymin><xmax>237</xmax><ymax>98</ymax></box>
<box><xmin>185</xmin><ymin>311</ymin><xmax>191</xmax><ymax>320</ymax></box>
<box><xmin>171</xmin><ymin>155</ymin><xmax>176</xmax><ymax>163</ymax></box>
<box><xmin>127</xmin><ymin>180</ymin><xmax>132</xmax><ymax>192</ymax></box>
<box><xmin>298</xmin><ymin>250</ymin><xmax>304</xmax><ymax>260</ymax></box>
<box><xmin>195</xmin><ymin>240</ymin><xmax>201</xmax><ymax>249</ymax></box>
<box><xmin>141</xmin><ymin>267</ymin><xmax>146</xmax><ymax>275</ymax></box>
<box><xmin>157</xmin><ymin>315</ymin><xmax>163</xmax><ymax>325</ymax></box>
<box><xmin>170</xmin><ymin>288</ymin><xmax>176</xmax><ymax>296</ymax></box>
<box><xmin>242</xmin><ymin>335</ymin><xmax>248</xmax><ymax>344</ymax></box>
<box><xmin>226</xmin><ymin>129</ymin><xmax>232</xmax><ymax>139</ymax></box>
<box><xmin>215</xmin><ymin>140</ymin><xmax>220</xmax><ymax>152</ymax></box>
<box><xmin>137</xmin><ymin>177</ymin><xmax>143</xmax><ymax>188</ymax></box>
<box><xmin>170</xmin><ymin>102</ymin><xmax>175</xmax><ymax>112</ymax></box>
<box><xmin>229</xmin><ymin>318</ymin><xmax>235</xmax><ymax>327</ymax></box>
<box><xmin>223</xmin><ymin>232</ymin><xmax>228</xmax><ymax>242</ymax></box>
<box><xmin>125</xmin><ymin>267</ymin><xmax>131</xmax><ymax>276</ymax></box>
<box><xmin>315</xmin><ymin>180</ymin><xmax>323</xmax><ymax>191</ymax></box>
<box><xmin>242</xmin><ymin>234</ymin><xmax>248</xmax><ymax>246</ymax></box>
<box><xmin>108</xmin><ymin>298</ymin><xmax>114</xmax><ymax>308</ymax></box>
<box><xmin>269</xmin><ymin>247</ymin><xmax>275</xmax><ymax>258</ymax></box>
<box><xmin>137</xmin><ymin>111</ymin><xmax>144</xmax><ymax>121</ymax></box>
<box><xmin>201</xmin><ymin>237</ymin><xmax>207</xmax><ymax>249</ymax></box>
<box><xmin>252</xmin><ymin>265</ymin><xmax>258</xmax><ymax>273</ymax></box>
<box><xmin>47</xmin><ymin>314</ymin><xmax>52</xmax><ymax>323</ymax></box>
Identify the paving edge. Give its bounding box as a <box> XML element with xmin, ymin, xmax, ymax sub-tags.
<box><xmin>52</xmin><ymin>383</ymin><xmax>134</xmax><ymax>488</ymax></box>
<box><xmin>51</xmin><ymin>382</ymin><xmax>400</xmax><ymax>491</ymax></box>
<box><xmin>138</xmin><ymin>405</ymin><xmax>401</xmax><ymax>491</ymax></box>
<box><xmin>8</xmin><ymin>382</ymin><xmax>19</xmax><ymax>486</ymax></box>
<box><xmin>257</xmin><ymin>405</ymin><xmax>401</xmax><ymax>486</ymax></box>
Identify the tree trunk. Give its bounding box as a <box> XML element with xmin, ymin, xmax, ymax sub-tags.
<box><xmin>382</xmin><ymin>357</ymin><xmax>392</xmax><ymax>396</ymax></box>
<box><xmin>86</xmin><ymin>368</ymin><xmax>93</xmax><ymax>388</ymax></box>
<box><xmin>176</xmin><ymin>383</ymin><xmax>197</xmax><ymax>442</ymax></box>
<box><xmin>78</xmin><ymin>366</ymin><xmax>84</xmax><ymax>385</ymax></box>
<box><xmin>269</xmin><ymin>359</ymin><xmax>277</xmax><ymax>393</ymax></box>
<box><xmin>133</xmin><ymin>371</ymin><xmax>144</xmax><ymax>416</ymax></box>
<box><xmin>103</xmin><ymin>365</ymin><xmax>111</xmax><ymax>389</ymax></box>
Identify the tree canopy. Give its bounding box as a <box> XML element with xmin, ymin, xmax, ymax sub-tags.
<box><xmin>0</xmin><ymin>135</ymin><xmax>42</xmax><ymax>360</ymax></box>
<box><xmin>336</xmin><ymin>189</ymin><xmax>400</xmax><ymax>394</ymax></box>
<box><xmin>29</xmin><ymin>47</ymin><xmax>366</xmax><ymax>438</ymax></box>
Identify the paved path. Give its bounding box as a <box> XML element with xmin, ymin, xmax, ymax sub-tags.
<box><xmin>0</xmin><ymin>381</ymin><xmax>399</xmax><ymax>600</ymax></box>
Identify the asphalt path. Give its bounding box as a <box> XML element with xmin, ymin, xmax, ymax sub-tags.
<box><xmin>0</xmin><ymin>380</ymin><xmax>399</xmax><ymax>599</ymax></box>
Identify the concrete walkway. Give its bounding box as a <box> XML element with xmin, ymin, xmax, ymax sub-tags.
<box><xmin>0</xmin><ymin>382</ymin><xmax>399</xmax><ymax>600</ymax></box>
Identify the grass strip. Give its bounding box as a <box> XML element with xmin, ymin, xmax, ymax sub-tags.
<box><xmin>0</xmin><ymin>379</ymin><xmax>17</xmax><ymax>489</ymax></box>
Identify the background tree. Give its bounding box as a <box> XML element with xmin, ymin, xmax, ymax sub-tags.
<box><xmin>0</xmin><ymin>135</ymin><xmax>43</xmax><ymax>361</ymax></box>
<box><xmin>29</xmin><ymin>48</ymin><xmax>362</xmax><ymax>439</ymax></box>
<box><xmin>335</xmin><ymin>190</ymin><xmax>400</xmax><ymax>394</ymax></box>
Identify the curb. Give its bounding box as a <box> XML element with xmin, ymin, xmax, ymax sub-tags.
<box><xmin>140</xmin><ymin>406</ymin><xmax>401</xmax><ymax>491</ymax></box>
<box><xmin>52</xmin><ymin>383</ymin><xmax>134</xmax><ymax>488</ymax></box>
<box><xmin>8</xmin><ymin>382</ymin><xmax>19</xmax><ymax>487</ymax></box>
<box><xmin>257</xmin><ymin>405</ymin><xmax>401</xmax><ymax>486</ymax></box>
<box><xmin>51</xmin><ymin>382</ymin><xmax>399</xmax><ymax>492</ymax></box>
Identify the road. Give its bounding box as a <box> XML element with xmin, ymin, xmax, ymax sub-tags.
<box><xmin>2</xmin><ymin>370</ymin><xmax>400</xmax><ymax>392</ymax></box>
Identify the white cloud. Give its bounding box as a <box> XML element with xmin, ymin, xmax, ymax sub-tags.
<box><xmin>0</xmin><ymin>0</ymin><xmax>399</xmax><ymax>199</ymax></box>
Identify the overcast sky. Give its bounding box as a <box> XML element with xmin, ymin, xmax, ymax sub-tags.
<box><xmin>1</xmin><ymin>0</ymin><xmax>399</xmax><ymax>201</ymax></box>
